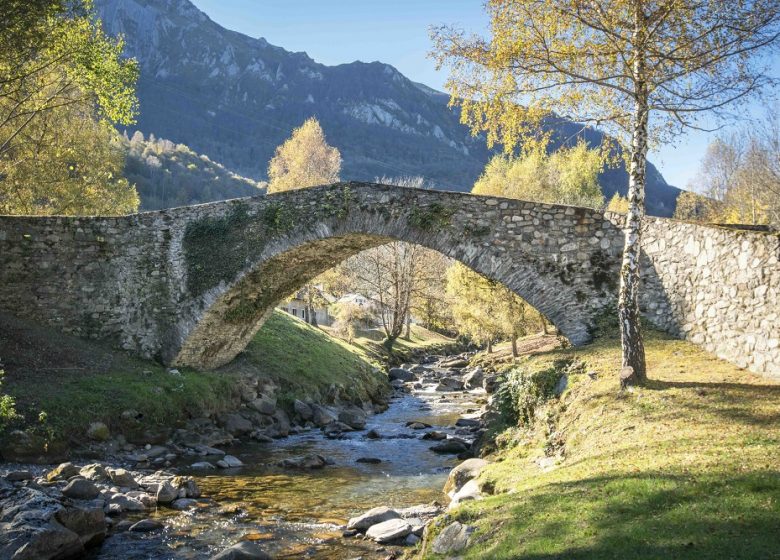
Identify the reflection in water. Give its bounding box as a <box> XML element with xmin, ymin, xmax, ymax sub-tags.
<box><xmin>91</xmin><ymin>387</ymin><xmax>482</xmax><ymax>559</ymax></box>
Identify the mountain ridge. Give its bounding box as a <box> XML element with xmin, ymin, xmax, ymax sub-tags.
<box><xmin>96</xmin><ymin>0</ymin><xmax>681</xmax><ymax>215</ymax></box>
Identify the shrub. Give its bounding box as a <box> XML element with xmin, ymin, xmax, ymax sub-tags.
<box><xmin>494</xmin><ymin>360</ymin><xmax>567</xmax><ymax>426</ymax></box>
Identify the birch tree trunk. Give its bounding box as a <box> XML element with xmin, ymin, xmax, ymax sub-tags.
<box><xmin>618</xmin><ymin>20</ymin><xmax>648</xmax><ymax>385</ymax></box>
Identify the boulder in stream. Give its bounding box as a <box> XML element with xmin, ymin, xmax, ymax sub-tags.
<box><xmin>365</xmin><ymin>517</ymin><xmax>412</xmax><ymax>543</ymax></box>
<box><xmin>430</xmin><ymin>438</ymin><xmax>470</xmax><ymax>454</ymax></box>
<box><xmin>389</xmin><ymin>367</ymin><xmax>415</xmax><ymax>382</ymax></box>
<box><xmin>211</xmin><ymin>541</ymin><xmax>271</xmax><ymax>560</ymax></box>
<box><xmin>62</xmin><ymin>478</ymin><xmax>100</xmax><ymax>500</ymax></box>
<box><xmin>346</xmin><ymin>506</ymin><xmax>400</xmax><ymax>531</ymax></box>
<box><xmin>278</xmin><ymin>454</ymin><xmax>330</xmax><ymax>469</ymax></box>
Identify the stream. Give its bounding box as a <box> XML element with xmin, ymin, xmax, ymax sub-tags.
<box><xmin>90</xmin><ymin>373</ymin><xmax>483</xmax><ymax>559</ymax></box>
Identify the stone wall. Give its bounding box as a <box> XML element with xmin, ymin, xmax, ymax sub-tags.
<box><xmin>0</xmin><ymin>182</ymin><xmax>776</xmax><ymax>377</ymax></box>
<box><xmin>637</xmin><ymin>217</ymin><xmax>779</xmax><ymax>377</ymax></box>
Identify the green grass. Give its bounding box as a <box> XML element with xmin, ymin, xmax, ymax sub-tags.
<box><xmin>0</xmin><ymin>310</ymin><xmax>390</xmax><ymax>448</ymax></box>
<box><xmin>420</xmin><ymin>329</ymin><xmax>780</xmax><ymax>559</ymax></box>
<box><xmin>7</xmin><ymin>362</ymin><xmax>235</xmax><ymax>441</ymax></box>
<box><xmin>325</xmin><ymin>323</ymin><xmax>460</xmax><ymax>365</ymax></box>
<box><xmin>232</xmin><ymin>310</ymin><xmax>388</xmax><ymax>406</ymax></box>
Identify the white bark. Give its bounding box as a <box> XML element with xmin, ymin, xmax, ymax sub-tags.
<box><xmin>618</xmin><ymin>6</ymin><xmax>648</xmax><ymax>383</ymax></box>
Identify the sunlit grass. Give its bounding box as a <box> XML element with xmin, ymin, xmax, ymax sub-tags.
<box><xmin>421</xmin><ymin>329</ymin><xmax>780</xmax><ymax>559</ymax></box>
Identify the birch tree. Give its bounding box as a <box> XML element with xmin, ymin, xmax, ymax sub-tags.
<box><xmin>433</xmin><ymin>0</ymin><xmax>780</xmax><ymax>384</ymax></box>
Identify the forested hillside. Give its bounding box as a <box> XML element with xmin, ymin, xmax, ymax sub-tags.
<box><xmin>121</xmin><ymin>131</ymin><xmax>265</xmax><ymax>210</ymax></box>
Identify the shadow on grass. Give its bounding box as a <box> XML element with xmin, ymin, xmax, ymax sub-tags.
<box><xmin>462</xmin><ymin>470</ymin><xmax>780</xmax><ymax>560</ymax></box>
<box><xmin>644</xmin><ymin>379</ymin><xmax>780</xmax><ymax>427</ymax></box>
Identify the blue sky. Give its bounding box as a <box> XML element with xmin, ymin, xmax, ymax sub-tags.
<box><xmin>190</xmin><ymin>0</ymin><xmax>777</xmax><ymax>190</ymax></box>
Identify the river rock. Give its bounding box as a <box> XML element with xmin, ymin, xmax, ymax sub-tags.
<box><xmin>248</xmin><ymin>395</ymin><xmax>276</xmax><ymax>415</ymax></box>
<box><xmin>406</xmin><ymin>421</ymin><xmax>431</xmax><ymax>430</ymax></box>
<box><xmin>356</xmin><ymin>457</ymin><xmax>382</xmax><ymax>464</ymax></box>
<box><xmin>432</xmin><ymin>521</ymin><xmax>474</xmax><ymax>554</ymax></box>
<box><xmin>219</xmin><ymin>413</ymin><xmax>254</xmax><ymax>436</ymax></box>
<box><xmin>346</xmin><ymin>506</ymin><xmax>400</xmax><ymax>531</ymax></box>
<box><xmin>293</xmin><ymin>399</ymin><xmax>313</xmax><ymax>420</ymax></box>
<box><xmin>46</xmin><ymin>462</ymin><xmax>80</xmax><ymax>482</ymax></box>
<box><xmin>145</xmin><ymin>445</ymin><xmax>168</xmax><ymax>459</ymax></box>
<box><xmin>278</xmin><ymin>454</ymin><xmax>329</xmax><ymax>469</ymax></box>
<box><xmin>5</xmin><ymin>471</ymin><xmax>33</xmax><ymax>482</ymax></box>
<box><xmin>311</xmin><ymin>404</ymin><xmax>338</xmax><ymax>427</ymax></box>
<box><xmin>56</xmin><ymin>505</ymin><xmax>106</xmax><ymax>547</ymax></box>
<box><xmin>211</xmin><ymin>541</ymin><xmax>272</xmax><ymax>560</ymax></box>
<box><xmin>0</xmin><ymin>489</ymin><xmax>83</xmax><ymax>560</ymax></box>
<box><xmin>106</xmin><ymin>494</ymin><xmax>146</xmax><ymax>513</ymax></box>
<box><xmin>107</xmin><ymin>468</ymin><xmax>138</xmax><ymax>489</ymax></box>
<box><xmin>338</xmin><ymin>408</ymin><xmax>367</xmax><ymax>430</ymax></box>
<box><xmin>388</xmin><ymin>367</ymin><xmax>415</xmax><ymax>382</ymax></box>
<box><xmin>422</xmin><ymin>430</ymin><xmax>448</xmax><ymax>440</ymax></box>
<box><xmin>193</xmin><ymin>445</ymin><xmax>226</xmax><ymax>456</ymax></box>
<box><xmin>430</xmin><ymin>438</ymin><xmax>469</xmax><ymax>454</ymax></box>
<box><xmin>444</xmin><ymin>458</ymin><xmax>489</xmax><ymax>494</ymax></box>
<box><xmin>170</xmin><ymin>498</ymin><xmax>198</xmax><ymax>510</ymax></box>
<box><xmin>173</xmin><ymin>476</ymin><xmax>201</xmax><ymax>498</ymax></box>
<box><xmin>405</xmin><ymin>517</ymin><xmax>426</xmax><ymax>536</ymax></box>
<box><xmin>190</xmin><ymin>461</ymin><xmax>216</xmax><ymax>469</ymax></box>
<box><xmin>449</xmin><ymin>479</ymin><xmax>483</xmax><ymax>508</ymax></box>
<box><xmin>323</xmin><ymin>421</ymin><xmax>354</xmax><ymax>436</ymax></box>
<box><xmin>62</xmin><ymin>479</ymin><xmax>100</xmax><ymax>500</ymax></box>
<box><xmin>128</xmin><ymin>519</ymin><xmax>163</xmax><ymax>532</ymax></box>
<box><xmin>396</xmin><ymin>504</ymin><xmax>442</xmax><ymax>519</ymax></box>
<box><xmin>405</xmin><ymin>533</ymin><xmax>421</xmax><ymax>545</ymax></box>
<box><xmin>365</xmin><ymin>518</ymin><xmax>412</xmax><ymax>543</ymax></box>
<box><xmin>155</xmin><ymin>481</ymin><xmax>178</xmax><ymax>504</ymax></box>
<box><xmin>79</xmin><ymin>464</ymin><xmax>108</xmax><ymax>482</ymax></box>
<box><xmin>463</xmin><ymin>367</ymin><xmax>484</xmax><ymax>389</ymax></box>
<box><xmin>365</xmin><ymin>429</ymin><xmax>381</xmax><ymax>439</ymax></box>
<box><xmin>439</xmin><ymin>357</ymin><xmax>468</xmax><ymax>368</ymax></box>
<box><xmin>250</xmin><ymin>431</ymin><xmax>274</xmax><ymax>443</ymax></box>
<box><xmin>217</xmin><ymin>455</ymin><xmax>244</xmax><ymax>468</ymax></box>
<box><xmin>435</xmin><ymin>378</ymin><xmax>465</xmax><ymax>392</ymax></box>
<box><xmin>455</xmin><ymin>418</ymin><xmax>481</xmax><ymax>428</ymax></box>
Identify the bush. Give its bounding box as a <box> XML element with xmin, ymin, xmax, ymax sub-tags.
<box><xmin>0</xmin><ymin>370</ymin><xmax>19</xmax><ymax>433</ymax></box>
<box><xmin>494</xmin><ymin>360</ymin><xmax>567</xmax><ymax>426</ymax></box>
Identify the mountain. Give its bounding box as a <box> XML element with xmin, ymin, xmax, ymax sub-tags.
<box><xmin>96</xmin><ymin>0</ymin><xmax>680</xmax><ymax>216</ymax></box>
<box><xmin>121</xmin><ymin>131</ymin><xmax>264</xmax><ymax>210</ymax></box>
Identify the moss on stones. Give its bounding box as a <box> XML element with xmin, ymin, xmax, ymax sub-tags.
<box><xmin>409</xmin><ymin>202</ymin><xmax>455</xmax><ymax>231</ymax></box>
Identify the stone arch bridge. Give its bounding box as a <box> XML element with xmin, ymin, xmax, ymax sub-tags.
<box><xmin>0</xmin><ymin>183</ymin><xmax>777</xmax><ymax>377</ymax></box>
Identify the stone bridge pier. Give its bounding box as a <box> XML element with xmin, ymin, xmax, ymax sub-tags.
<box><xmin>0</xmin><ymin>182</ymin><xmax>777</xmax><ymax>377</ymax></box>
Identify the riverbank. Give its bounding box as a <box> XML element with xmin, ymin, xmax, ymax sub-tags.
<box><xmin>0</xmin><ymin>311</ymin><xmax>458</xmax><ymax>462</ymax></box>
<box><xmin>418</xmin><ymin>327</ymin><xmax>780</xmax><ymax>559</ymax></box>
<box><xmin>1</xmin><ymin>351</ymin><xmax>487</xmax><ymax>559</ymax></box>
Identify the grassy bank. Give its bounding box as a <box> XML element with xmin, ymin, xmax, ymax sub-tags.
<box><xmin>0</xmin><ymin>310</ymin><xmax>390</xmax><ymax>458</ymax></box>
<box><xmin>421</xmin><ymin>328</ymin><xmax>780</xmax><ymax>559</ymax></box>
<box><xmin>223</xmin><ymin>310</ymin><xmax>388</xmax><ymax>407</ymax></box>
<box><xmin>323</xmin><ymin>323</ymin><xmax>461</xmax><ymax>365</ymax></box>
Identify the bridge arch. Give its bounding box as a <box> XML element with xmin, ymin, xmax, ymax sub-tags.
<box><xmin>167</xmin><ymin>183</ymin><xmax>624</xmax><ymax>368</ymax></box>
<box><xmin>1</xmin><ymin>182</ymin><xmax>775</xmax><ymax>375</ymax></box>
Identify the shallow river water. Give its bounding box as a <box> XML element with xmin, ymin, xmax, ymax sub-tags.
<box><xmin>90</xmin><ymin>384</ymin><xmax>482</xmax><ymax>559</ymax></box>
